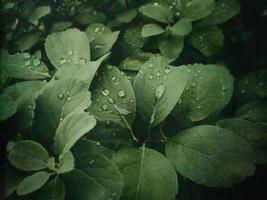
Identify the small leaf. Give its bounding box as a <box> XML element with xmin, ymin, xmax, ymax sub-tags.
<box><xmin>187</xmin><ymin>26</ymin><xmax>224</xmax><ymax>56</ymax></box>
<box><xmin>89</xmin><ymin>65</ymin><xmax>136</xmax><ymax>127</ymax></box>
<box><xmin>159</xmin><ymin>34</ymin><xmax>184</xmax><ymax>59</ymax></box>
<box><xmin>170</xmin><ymin>19</ymin><xmax>192</xmax><ymax>36</ymax></box>
<box><xmin>116</xmin><ymin>9</ymin><xmax>137</xmax><ymax>23</ymax></box>
<box><xmin>75</xmin><ymin>7</ymin><xmax>106</xmax><ymax>25</ymax></box>
<box><xmin>141</xmin><ymin>23</ymin><xmax>165</xmax><ymax>38</ymax></box>
<box><xmin>17</xmin><ymin>171</ymin><xmax>50</xmax><ymax>196</ymax></box>
<box><xmin>7</xmin><ymin>140</ymin><xmax>50</xmax><ymax>171</ymax></box>
<box><xmin>173</xmin><ymin>64</ymin><xmax>233</xmax><ymax>122</ymax></box>
<box><xmin>37</xmin><ymin>177</ymin><xmax>65</xmax><ymax>200</ymax></box>
<box><xmin>0</xmin><ymin>52</ymin><xmax>50</xmax><ymax>80</ymax></box>
<box><xmin>15</xmin><ymin>32</ymin><xmax>41</xmax><ymax>51</ymax></box>
<box><xmin>45</xmin><ymin>28</ymin><xmax>90</xmax><ymax>68</ymax></box>
<box><xmin>112</xmin><ymin>146</ymin><xmax>178</xmax><ymax>200</ymax></box>
<box><xmin>54</xmin><ymin>111</ymin><xmax>96</xmax><ymax>154</ymax></box>
<box><xmin>57</xmin><ymin>151</ymin><xmax>75</xmax><ymax>174</ymax></box>
<box><xmin>0</xmin><ymin>94</ymin><xmax>17</xmax><ymax>121</ymax></box>
<box><xmin>133</xmin><ymin>56</ymin><xmax>189</xmax><ymax>126</ymax></box>
<box><xmin>180</xmin><ymin>0</ymin><xmax>215</xmax><ymax>21</ymax></box>
<box><xmin>28</xmin><ymin>6</ymin><xmax>51</xmax><ymax>22</ymax></box>
<box><xmin>216</xmin><ymin>118</ymin><xmax>267</xmax><ymax>164</ymax></box>
<box><xmin>139</xmin><ymin>3</ymin><xmax>174</xmax><ymax>23</ymax></box>
<box><xmin>166</xmin><ymin>125</ymin><xmax>255</xmax><ymax>188</ymax></box>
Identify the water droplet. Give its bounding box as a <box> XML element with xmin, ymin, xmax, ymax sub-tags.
<box><xmin>106</xmin><ymin>65</ymin><xmax>113</xmax><ymax>70</ymax></box>
<box><xmin>67</xmin><ymin>97</ymin><xmax>71</xmax><ymax>101</ymax></box>
<box><xmin>178</xmin><ymin>98</ymin><xmax>182</xmax><ymax>104</ymax></box>
<box><xmin>28</xmin><ymin>105</ymin><xmax>32</xmax><ymax>109</ymax></box>
<box><xmin>94</xmin><ymin>27</ymin><xmax>100</xmax><ymax>32</ymax></box>
<box><xmin>149</xmin><ymin>75</ymin><xmax>154</xmax><ymax>80</ymax></box>
<box><xmin>164</xmin><ymin>67</ymin><xmax>171</xmax><ymax>74</ymax></box>
<box><xmin>60</xmin><ymin>117</ymin><xmax>63</xmax><ymax>121</ymax></box>
<box><xmin>106</xmin><ymin>120</ymin><xmax>111</xmax><ymax>125</ymax></box>
<box><xmin>96</xmin><ymin>98</ymin><xmax>100</xmax><ymax>102</ymax></box>
<box><xmin>222</xmin><ymin>86</ymin><xmax>227</xmax><ymax>91</ymax></box>
<box><xmin>23</xmin><ymin>53</ymin><xmax>31</xmax><ymax>59</ymax></box>
<box><xmin>24</xmin><ymin>60</ymin><xmax>31</xmax><ymax>66</ymax></box>
<box><xmin>156</xmin><ymin>72</ymin><xmax>162</xmax><ymax>77</ymax></box>
<box><xmin>102</xmin><ymin>104</ymin><xmax>108</xmax><ymax>110</ymax></box>
<box><xmin>58</xmin><ymin>94</ymin><xmax>64</xmax><ymax>100</ymax></box>
<box><xmin>108</xmin><ymin>97</ymin><xmax>115</xmax><ymax>104</ymax></box>
<box><xmin>148</xmin><ymin>63</ymin><xmax>153</xmax><ymax>68</ymax></box>
<box><xmin>59</xmin><ymin>58</ymin><xmax>66</xmax><ymax>64</ymax></box>
<box><xmin>79</xmin><ymin>58</ymin><xmax>86</xmax><ymax>64</ymax></box>
<box><xmin>96</xmin><ymin>141</ymin><xmax>101</xmax><ymax>146</ymax></box>
<box><xmin>153</xmin><ymin>2</ymin><xmax>159</xmax><ymax>6</ymax></box>
<box><xmin>186</xmin><ymin>68</ymin><xmax>191</xmax><ymax>73</ymax></box>
<box><xmin>197</xmin><ymin>106</ymin><xmax>202</xmax><ymax>109</ymax></box>
<box><xmin>111</xmin><ymin>76</ymin><xmax>117</xmax><ymax>81</ymax></box>
<box><xmin>241</xmin><ymin>89</ymin><xmax>246</xmax><ymax>94</ymax></box>
<box><xmin>176</xmin><ymin>12</ymin><xmax>180</xmax><ymax>16</ymax></box>
<box><xmin>118</xmin><ymin>90</ymin><xmax>126</xmax><ymax>98</ymax></box>
<box><xmin>191</xmin><ymin>82</ymin><xmax>196</xmax><ymax>87</ymax></box>
<box><xmin>67</xmin><ymin>50</ymin><xmax>73</xmax><ymax>56</ymax></box>
<box><xmin>155</xmin><ymin>84</ymin><xmax>165</xmax><ymax>100</ymax></box>
<box><xmin>89</xmin><ymin>160</ymin><xmax>95</xmax><ymax>165</ymax></box>
<box><xmin>33</xmin><ymin>58</ymin><xmax>40</xmax><ymax>66</ymax></box>
<box><xmin>130</xmin><ymin>99</ymin><xmax>134</xmax><ymax>103</ymax></box>
<box><xmin>102</xmin><ymin>89</ymin><xmax>111</xmax><ymax>96</ymax></box>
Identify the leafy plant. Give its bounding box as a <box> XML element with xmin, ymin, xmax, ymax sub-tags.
<box><xmin>0</xmin><ymin>0</ymin><xmax>266</xmax><ymax>200</ymax></box>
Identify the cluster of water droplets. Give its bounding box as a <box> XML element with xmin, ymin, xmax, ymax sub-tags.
<box><xmin>23</xmin><ymin>53</ymin><xmax>41</xmax><ymax>69</ymax></box>
<box><xmin>59</xmin><ymin>49</ymin><xmax>86</xmax><ymax>65</ymax></box>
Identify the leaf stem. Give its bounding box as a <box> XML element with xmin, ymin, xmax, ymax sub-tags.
<box><xmin>120</xmin><ymin>114</ymin><xmax>139</xmax><ymax>142</ymax></box>
<box><xmin>160</xmin><ymin>128</ymin><xmax>168</xmax><ymax>142</ymax></box>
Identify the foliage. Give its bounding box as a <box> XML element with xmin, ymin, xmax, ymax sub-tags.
<box><xmin>0</xmin><ymin>0</ymin><xmax>266</xmax><ymax>199</ymax></box>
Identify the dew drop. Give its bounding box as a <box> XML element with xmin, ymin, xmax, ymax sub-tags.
<box><xmin>94</xmin><ymin>27</ymin><xmax>100</xmax><ymax>32</ymax></box>
<box><xmin>186</xmin><ymin>68</ymin><xmax>191</xmax><ymax>73</ymax></box>
<box><xmin>59</xmin><ymin>58</ymin><xmax>66</xmax><ymax>64</ymax></box>
<box><xmin>106</xmin><ymin>120</ymin><xmax>111</xmax><ymax>125</ymax></box>
<box><xmin>106</xmin><ymin>65</ymin><xmax>113</xmax><ymax>70</ymax></box>
<box><xmin>118</xmin><ymin>90</ymin><xmax>126</xmax><ymax>98</ymax></box>
<box><xmin>96</xmin><ymin>141</ymin><xmax>101</xmax><ymax>146</ymax></box>
<box><xmin>58</xmin><ymin>94</ymin><xmax>64</xmax><ymax>100</ymax></box>
<box><xmin>149</xmin><ymin>75</ymin><xmax>154</xmax><ymax>80</ymax></box>
<box><xmin>153</xmin><ymin>2</ymin><xmax>159</xmax><ymax>6</ymax></box>
<box><xmin>102</xmin><ymin>89</ymin><xmax>111</xmax><ymax>96</ymax></box>
<box><xmin>89</xmin><ymin>160</ymin><xmax>95</xmax><ymax>165</ymax></box>
<box><xmin>24</xmin><ymin>60</ymin><xmax>31</xmax><ymax>66</ymax></box>
<box><xmin>102</xmin><ymin>104</ymin><xmax>108</xmax><ymax>110</ymax></box>
<box><xmin>67</xmin><ymin>50</ymin><xmax>73</xmax><ymax>56</ymax></box>
<box><xmin>156</xmin><ymin>72</ymin><xmax>162</xmax><ymax>77</ymax></box>
<box><xmin>23</xmin><ymin>53</ymin><xmax>31</xmax><ymax>59</ymax></box>
<box><xmin>191</xmin><ymin>82</ymin><xmax>196</xmax><ymax>87</ymax></box>
<box><xmin>79</xmin><ymin>58</ymin><xmax>86</xmax><ymax>64</ymax></box>
<box><xmin>164</xmin><ymin>67</ymin><xmax>171</xmax><ymax>74</ymax></box>
<box><xmin>108</xmin><ymin>97</ymin><xmax>115</xmax><ymax>104</ymax></box>
<box><xmin>222</xmin><ymin>86</ymin><xmax>227</xmax><ymax>91</ymax></box>
<box><xmin>111</xmin><ymin>76</ymin><xmax>117</xmax><ymax>81</ymax></box>
<box><xmin>33</xmin><ymin>58</ymin><xmax>40</xmax><ymax>66</ymax></box>
<box><xmin>155</xmin><ymin>84</ymin><xmax>165</xmax><ymax>100</ymax></box>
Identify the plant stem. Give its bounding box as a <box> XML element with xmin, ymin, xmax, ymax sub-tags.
<box><xmin>120</xmin><ymin>114</ymin><xmax>139</xmax><ymax>142</ymax></box>
<box><xmin>160</xmin><ymin>128</ymin><xmax>168</xmax><ymax>143</ymax></box>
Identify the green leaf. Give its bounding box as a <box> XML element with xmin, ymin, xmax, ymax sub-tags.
<box><xmin>180</xmin><ymin>0</ymin><xmax>215</xmax><ymax>21</ymax></box>
<box><xmin>50</xmin><ymin>21</ymin><xmax>73</xmax><ymax>32</ymax></box>
<box><xmin>173</xmin><ymin>64</ymin><xmax>233</xmax><ymax>122</ymax></box>
<box><xmin>85</xmin><ymin>23</ymin><xmax>119</xmax><ymax>60</ymax></box>
<box><xmin>139</xmin><ymin>3</ymin><xmax>174</xmax><ymax>23</ymax></box>
<box><xmin>166</xmin><ymin>125</ymin><xmax>256</xmax><ymax>188</ymax></box>
<box><xmin>133</xmin><ymin>56</ymin><xmax>189</xmax><ymax>126</ymax></box>
<box><xmin>7</xmin><ymin>140</ymin><xmax>50</xmax><ymax>171</ymax></box>
<box><xmin>54</xmin><ymin>111</ymin><xmax>96</xmax><ymax>154</ymax></box>
<box><xmin>62</xmin><ymin>141</ymin><xmax>123</xmax><ymax>200</ymax></box>
<box><xmin>33</xmin><ymin>78</ymin><xmax>92</xmax><ymax>145</ymax></box>
<box><xmin>0</xmin><ymin>52</ymin><xmax>50</xmax><ymax>80</ymax></box>
<box><xmin>89</xmin><ymin>65</ymin><xmax>136</xmax><ymax>127</ymax></box>
<box><xmin>170</xmin><ymin>19</ymin><xmax>192</xmax><ymax>36</ymax></box>
<box><xmin>236</xmin><ymin>69</ymin><xmax>267</xmax><ymax>105</ymax></box>
<box><xmin>54</xmin><ymin>53</ymin><xmax>109</xmax><ymax>87</ymax></box>
<box><xmin>116</xmin><ymin>9</ymin><xmax>137</xmax><ymax>23</ymax></box>
<box><xmin>57</xmin><ymin>151</ymin><xmax>75</xmax><ymax>174</ymax></box>
<box><xmin>159</xmin><ymin>34</ymin><xmax>184</xmax><ymax>59</ymax></box>
<box><xmin>141</xmin><ymin>23</ymin><xmax>165</xmax><ymax>38</ymax></box>
<box><xmin>15</xmin><ymin>32</ymin><xmax>41</xmax><ymax>52</ymax></box>
<box><xmin>199</xmin><ymin>0</ymin><xmax>241</xmax><ymax>25</ymax></box>
<box><xmin>187</xmin><ymin>26</ymin><xmax>224</xmax><ymax>56</ymax></box>
<box><xmin>0</xmin><ymin>94</ymin><xmax>17</xmax><ymax>121</ymax></box>
<box><xmin>28</xmin><ymin>6</ymin><xmax>51</xmax><ymax>22</ymax></box>
<box><xmin>112</xmin><ymin>146</ymin><xmax>178</xmax><ymax>200</ymax></box>
<box><xmin>75</xmin><ymin>7</ymin><xmax>106</xmax><ymax>25</ymax></box>
<box><xmin>235</xmin><ymin>101</ymin><xmax>267</xmax><ymax>123</ymax></box>
<box><xmin>37</xmin><ymin>177</ymin><xmax>65</xmax><ymax>200</ymax></box>
<box><xmin>3</xmin><ymin>81</ymin><xmax>46</xmax><ymax>129</ymax></box>
<box><xmin>17</xmin><ymin>171</ymin><xmax>51</xmax><ymax>196</ymax></box>
<box><xmin>45</xmin><ymin>28</ymin><xmax>90</xmax><ymax>68</ymax></box>
<box><xmin>216</xmin><ymin>118</ymin><xmax>267</xmax><ymax>164</ymax></box>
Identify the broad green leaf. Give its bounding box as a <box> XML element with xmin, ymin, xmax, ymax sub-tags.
<box><xmin>166</xmin><ymin>125</ymin><xmax>255</xmax><ymax>188</ymax></box>
<box><xmin>85</xmin><ymin>23</ymin><xmax>119</xmax><ymax>60</ymax></box>
<box><xmin>235</xmin><ymin>101</ymin><xmax>267</xmax><ymax>123</ymax></box>
<box><xmin>187</xmin><ymin>26</ymin><xmax>224</xmax><ymax>56</ymax></box>
<box><xmin>170</xmin><ymin>19</ymin><xmax>192</xmax><ymax>36</ymax></box>
<box><xmin>180</xmin><ymin>0</ymin><xmax>215</xmax><ymax>21</ymax></box>
<box><xmin>141</xmin><ymin>23</ymin><xmax>165</xmax><ymax>38</ymax></box>
<box><xmin>173</xmin><ymin>64</ymin><xmax>233</xmax><ymax>122</ymax></box>
<box><xmin>116</xmin><ymin>9</ymin><xmax>137</xmax><ymax>23</ymax></box>
<box><xmin>112</xmin><ymin>146</ymin><xmax>178</xmax><ymax>200</ymax></box>
<box><xmin>15</xmin><ymin>32</ymin><xmax>41</xmax><ymax>52</ymax></box>
<box><xmin>54</xmin><ymin>111</ymin><xmax>96</xmax><ymax>154</ymax></box>
<box><xmin>139</xmin><ymin>3</ymin><xmax>174</xmax><ymax>23</ymax></box>
<box><xmin>199</xmin><ymin>0</ymin><xmax>241</xmax><ymax>25</ymax></box>
<box><xmin>57</xmin><ymin>151</ymin><xmax>75</xmax><ymax>174</ymax></box>
<box><xmin>159</xmin><ymin>34</ymin><xmax>184</xmax><ymax>59</ymax></box>
<box><xmin>0</xmin><ymin>94</ymin><xmax>17</xmax><ymax>121</ymax></box>
<box><xmin>3</xmin><ymin>81</ymin><xmax>46</xmax><ymax>129</ymax></box>
<box><xmin>28</xmin><ymin>6</ymin><xmax>51</xmax><ymax>22</ymax></box>
<box><xmin>0</xmin><ymin>52</ymin><xmax>50</xmax><ymax>80</ymax></box>
<box><xmin>133</xmin><ymin>56</ymin><xmax>189</xmax><ymax>126</ymax></box>
<box><xmin>7</xmin><ymin>140</ymin><xmax>49</xmax><ymax>171</ymax></box>
<box><xmin>54</xmin><ymin>53</ymin><xmax>109</xmax><ymax>87</ymax></box>
<box><xmin>75</xmin><ymin>7</ymin><xmax>106</xmax><ymax>25</ymax></box>
<box><xmin>17</xmin><ymin>171</ymin><xmax>51</xmax><ymax>196</ymax></box>
<box><xmin>89</xmin><ymin>122</ymin><xmax>133</xmax><ymax>151</ymax></box>
<box><xmin>45</xmin><ymin>28</ymin><xmax>90</xmax><ymax>68</ymax></box>
<box><xmin>33</xmin><ymin>78</ymin><xmax>92</xmax><ymax>145</ymax></box>
<box><xmin>50</xmin><ymin>21</ymin><xmax>73</xmax><ymax>32</ymax></box>
<box><xmin>236</xmin><ymin>69</ymin><xmax>267</xmax><ymax>105</ymax></box>
<box><xmin>37</xmin><ymin>177</ymin><xmax>65</xmax><ymax>200</ymax></box>
<box><xmin>62</xmin><ymin>141</ymin><xmax>123</xmax><ymax>200</ymax></box>
<box><xmin>118</xmin><ymin>52</ymin><xmax>154</xmax><ymax>71</ymax></box>
<box><xmin>89</xmin><ymin>65</ymin><xmax>136</xmax><ymax>127</ymax></box>
<box><xmin>216</xmin><ymin>118</ymin><xmax>267</xmax><ymax>164</ymax></box>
